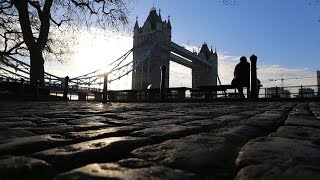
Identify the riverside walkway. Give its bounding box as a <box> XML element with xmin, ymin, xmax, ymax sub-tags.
<box><xmin>0</xmin><ymin>101</ymin><xmax>320</xmax><ymax>179</ymax></box>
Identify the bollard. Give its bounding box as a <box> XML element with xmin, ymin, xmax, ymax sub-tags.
<box><xmin>250</xmin><ymin>55</ymin><xmax>258</xmax><ymax>99</ymax></box>
<box><xmin>63</xmin><ymin>76</ymin><xmax>69</xmax><ymax>100</ymax></box>
<box><xmin>103</xmin><ymin>73</ymin><xmax>108</xmax><ymax>102</ymax></box>
<box><xmin>20</xmin><ymin>78</ymin><xmax>25</xmax><ymax>97</ymax></box>
<box><xmin>34</xmin><ymin>80</ymin><xmax>40</xmax><ymax>99</ymax></box>
<box><xmin>160</xmin><ymin>65</ymin><xmax>167</xmax><ymax>100</ymax></box>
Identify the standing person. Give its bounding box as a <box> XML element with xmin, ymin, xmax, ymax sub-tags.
<box><xmin>256</xmin><ymin>78</ymin><xmax>262</xmax><ymax>98</ymax></box>
<box><xmin>231</xmin><ymin>56</ymin><xmax>250</xmax><ymax>98</ymax></box>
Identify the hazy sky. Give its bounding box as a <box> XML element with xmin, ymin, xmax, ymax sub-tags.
<box><xmin>46</xmin><ymin>0</ymin><xmax>320</xmax><ymax>90</ymax></box>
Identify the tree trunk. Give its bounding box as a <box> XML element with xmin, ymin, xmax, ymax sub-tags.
<box><xmin>30</xmin><ymin>49</ymin><xmax>45</xmax><ymax>87</ymax></box>
<box><xmin>12</xmin><ymin>0</ymin><xmax>49</xmax><ymax>88</ymax></box>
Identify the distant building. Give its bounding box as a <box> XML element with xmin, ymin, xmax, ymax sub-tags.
<box><xmin>267</xmin><ymin>87</ymin><xmax>291</xmax><ymax>98</ymax></box>
<box><xmin>299</xmin><ymin>88</ymin><xmax>315</xmax><ymax>98</ymax></box>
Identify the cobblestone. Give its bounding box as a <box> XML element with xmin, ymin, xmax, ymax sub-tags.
<box><xmin>0</xmin><ymin>101</ymin><xmax>319</xmax><ymax>179</ymax></box>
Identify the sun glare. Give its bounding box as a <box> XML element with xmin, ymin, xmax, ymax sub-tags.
<box><xmin>69</xmin><ymin>29</ymin><xmax>133</xmax><ymax>89</ymax></box>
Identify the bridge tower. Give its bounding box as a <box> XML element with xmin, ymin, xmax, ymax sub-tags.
<box><xmin>192</xmin><ymin>43</ymin><xmax>218</xmax><ymax>88</ymax></box>
<box><xmin>132</xmin><ymin>7</ymin><xmax>172</xmax><ymax>90</ymax></box>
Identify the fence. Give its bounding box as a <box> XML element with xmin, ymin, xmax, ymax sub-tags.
<box><xmin>1</xmin><ymin>79</ymin><xmax>319</xmax><ymax>101</ymax></box>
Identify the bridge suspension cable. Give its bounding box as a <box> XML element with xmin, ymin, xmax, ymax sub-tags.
<box><xmin>107</xmin><ymin>42</ymin><xmax>157</xmax><ymax>83</ymax></box>
<box><xmin>0</xmin><ymin>54</ymin><xmax>63</xmax><ymax>84</ymax></box>
<box><xmin>0</xmin><ymin>41</ymin><xmax>157</xmax><ymax>90</ymax></box>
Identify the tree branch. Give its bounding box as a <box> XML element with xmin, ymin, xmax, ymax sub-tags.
<box><xmin>70</xmin><ymin>0</ymin><xmax>97</xmax><ymax>14</ymax></box>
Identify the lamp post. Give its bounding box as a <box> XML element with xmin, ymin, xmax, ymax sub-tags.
<box><xmin>103</xmin><ymin>73</ymin><xmax>108</xmax><ymax>102</ymax></box>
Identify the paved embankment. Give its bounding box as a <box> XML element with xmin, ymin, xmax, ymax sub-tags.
<box><xmin>0</xmin><ymin>101</ymin><xmax>319</xmax><ymax>179</ymax></box>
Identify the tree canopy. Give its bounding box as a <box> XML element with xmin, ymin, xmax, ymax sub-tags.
<box><xmin>0</xmin><ymin>0</ymin><xmax>131</xmax><ymax>86</ymax></box>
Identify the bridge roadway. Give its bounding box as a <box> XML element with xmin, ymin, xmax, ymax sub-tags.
<box><xmin>0</xmin><ymin>101</ymin><xmax>320</xmax><ymax>179</ymax></box>
<box><xmin>170</xmin><ymin>42</ymin><xmax>214</xmax><ymax>68</ymax></box>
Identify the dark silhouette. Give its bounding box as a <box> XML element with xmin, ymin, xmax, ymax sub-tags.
<box><xmin>160</xmin><ymin>65</ymin><xmax>167</xmax><ymax>100</ymax></box>
<box><xmin>63</xmin><ymin>76</ymin><xmax>69</xmax><ymax>100</ymax></box>
<box><xmin>232</xmin><ymin>56</ymin><xmax>250</xmax><ymax>98</ymax></box>
<box><xmin>250</xmin><ymin>55</ymin><xmax>258</xmax><ymax>98</ymax></box>
<box><xmin>257</xmin><ymin>78</ymin><xmax>262</xmax><ymax>97</ymax></box>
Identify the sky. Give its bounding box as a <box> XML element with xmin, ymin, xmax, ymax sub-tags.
<box><xmin>46</xmin><ymin>0</ymin><xmax>320</xmax><ymax>90</ymax></box>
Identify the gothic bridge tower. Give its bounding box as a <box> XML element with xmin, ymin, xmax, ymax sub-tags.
<box><xmin>192</xmin><ymin>43</ymin><xmax>218</xmax><ymax>88</ymax></box>
<box><xmin>132</xmin><ymin>7</ymin><xmax>171</xmax><ymax>90</ymax></box>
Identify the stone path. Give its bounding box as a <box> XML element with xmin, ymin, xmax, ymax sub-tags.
<box><xmin>0</xmin><ymin>101</ymin><xmax>319</xmax><ymax>179</ymax></box>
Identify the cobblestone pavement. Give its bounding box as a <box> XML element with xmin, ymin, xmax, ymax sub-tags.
<box><xmin>0</xmin><ymin>101</ymin><xmax>320</xmax><ymax>179</ymax></box>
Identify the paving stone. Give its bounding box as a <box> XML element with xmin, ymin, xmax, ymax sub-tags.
<box><xmin>213</xmin><ymin>114</ymin><xmax>247</xmax><ymax>123</ymax></box>
<box><xmin>0</xmin><ymin>121</ymin><xmax>37</xmax><ymax>130</ymax></box>
<box><xmin>270</xmin><ymin>126</ymin><xmax>320</xmax><ymax>142</ymax></box>
<box><xmin>37</xmin><ymin>122</ymin><xmax>67</xmax><ymax>127</ymax></box>
<box><xmin>285</xmin><ymin>115</ymin><xmax>320</xmax><ymax>128</ymax></box>
<box><xmin>238</xmin><ymin>110</ymin><xmax>263</xmax><ymax>116</ymax></box>
<box><xmin>240</xmin><ymin>111</ymin><xmax>285</xmax><ymax>131</ymax></box>
<box><xmin>181</xmin><ymin>119</ymin><xmax>221</xmax><ymax>130</ymax></box>
<box><xmin>53</xmin><ymin>158</ymin><xmax>197</xmax><ymax>180</ymax></box>
<box><xmin>0</xmin><ymin>101</ymin><xmax>317</xmax><ymax>179</ymax></box>
<box><xmin>26</xmin><ymin>125</ymin><xmax>77</xmax><ymax>135</ymax></box>
<box><xmin>236</xmin><ymin>164</ymin><xmax>320</xmax><ymax>180</ymax></box>
<box><xmin>216</xmin><ymin>125</ymin><xmax>264</xmax><ymax>144</ymax></box>
<box><xmin>0</xmin><ymin>116</ymin><xmax>24</xmax><ymax>122</ymax></box>
<box><xmin>67</xmin><ymin>116</ymin><xmax>108</xmax><ymax>125</ymax></box>
<box><xmin>130</xmin><ymin>124</ymin><xmax>201</xmax><ymax>141</ymax></box>
<box><xmin>66</xmin><ymin>126</ymin><xmax>141</xmax><ymax>140</ymax></box>
<box><xmin>177</xmin><ymin>115</ymin><xmax>210</xmax><ymax>121</ymax></box>
<box><xmin>0</xmin><ymin>129</ymin><xmax>36</xmax><ymax>141</ymax></box>
<box><xmin>0</xmin><ymin>155</ymin><xmax>56</xmax><ymax>180</ymax></box>
<box><xmin>236</xmin><ymin>137</ymin><xmax>320</xmax><ymax>178</ymax></box>
<box><xmin>0</xmin><ymin>134</ymin><xmax>70</xmax><ymax>155</ymax></box>
<box><xmin>130</xmin><ymin>119</ymin><xmax>187</xmax><ymax>130</ymax></box>
<box><xmin>132</xmin><ymin>133</ymin><xmax>238</xmax><ymax>178</ymax></box>
<box><xmin>34</xmin><ymin>136</ymin><xmax>151</xmax><ymax>170</ymax></box>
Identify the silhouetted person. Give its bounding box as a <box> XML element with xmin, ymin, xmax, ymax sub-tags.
<box><xmin>257</xmin><ymin>78</ymin><xmax>262</xmax><ymax>98</ymax></box>
<box><xmin>232</xmin><ymin>56</ymin><xmax>250</xmax><ymax>98</ymax></box>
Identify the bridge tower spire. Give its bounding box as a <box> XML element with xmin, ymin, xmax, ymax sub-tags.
<box><xmin>132</xmin><ymin>7</ymin><xmax>172</xmax><ymax>90</ymax></box>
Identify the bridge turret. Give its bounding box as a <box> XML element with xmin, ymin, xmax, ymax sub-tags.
<box><xmin>132</xmin><ymin>7</ymin><xmax>172</xmax><ymax>90</ymax></box>
<box><xmin>167</xmin><ymin>16</ymin><xmax>171</xmax><ymax>29</ymax></box>
<box><xmin>192</xmin><ymin>42</ymin><xmax>218</xmax><ymax>88</ymax></box>
<box><xmin>199</xmin><ymin>43</ymin><xmax>212</xmax><ymax>60</ymax></box>
<box><xmin>134</xmin><ymin>17</ymin><xmax>139</xmax><ymax>34</ymax></box>
<box><xmin>210</xmin><ymin>47</ymin><xmax>218</xmax><ymax>61</ymax></box>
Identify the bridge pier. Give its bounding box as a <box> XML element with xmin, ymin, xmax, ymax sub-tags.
<box><xmin>78</xmin><ymin>92</ymin><xmax>87</xmax><ymax>101</ymax></box>
<box><xmin>94</xmin><ymin>92</ymin><xmax>103</xmax><ymax>101</ymax></box>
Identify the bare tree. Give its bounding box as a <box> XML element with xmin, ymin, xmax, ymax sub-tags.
<box><xmin>0</xmin><ymin>0</ymin><xmax>130</xmax><ymax>86</ymax></box>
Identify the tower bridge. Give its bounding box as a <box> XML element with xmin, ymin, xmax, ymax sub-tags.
<box><xmin>132</xmin><ymin>8</ymin><xmax>218</xmax><ymax>90</ymax></box>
